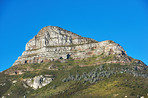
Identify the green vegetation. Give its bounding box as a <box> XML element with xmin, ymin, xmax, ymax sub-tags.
<box><xmin>0</xmin><ymin>56</ymin><xmax>148</xmax><ymax>98</ymax></box>
<box><xmin>72</xmin><ymin>74</ymin><xmax>148</xmax><ymax>98</ymax></box>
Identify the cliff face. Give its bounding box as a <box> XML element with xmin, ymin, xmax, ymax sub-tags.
<box><xmin>25</xmin><ymin>26</ymin><xmax>97</xmax><ymax>51</ymax></box>
<box><xmin>13</xmin><ymin>26</ymin><xmax>145</xmax><ymax>66</ymax></box>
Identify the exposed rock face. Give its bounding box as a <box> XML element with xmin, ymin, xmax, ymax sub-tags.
<box><xmin>26</xmin><ymin>26</ymin><xmax>97</xmax><ymax>50</ymax></box>
<box><xmin>23</xmin><ymin>75</ymin><xmax>53</xmax><ymax>90</ymax></box>
<box><xmin>13</xmin><ymin>26</ymin><xmax>145</xmax><ymax>66</ymax></box>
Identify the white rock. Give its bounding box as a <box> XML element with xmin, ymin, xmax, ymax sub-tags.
<box><xmin>12</xmin><ymin>80</ymin><xmax>17</xmax><ymax>84</ymax></box>
<box><xmin>12</xmin><ymin>26</ymin><xmax>138</xmax><ymax>66</ymax></box>
<box><xmin>24</xmin><ymin>75</ymin><xmax>53</xmax><ymax>90</ymax></box>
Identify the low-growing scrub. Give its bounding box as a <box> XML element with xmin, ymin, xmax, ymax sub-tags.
<box><xmin>0</xmin><ymin>57</ymin><xmax>148</xmax><ymax>98</ymax></box>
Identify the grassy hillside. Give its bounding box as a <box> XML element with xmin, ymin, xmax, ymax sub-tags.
<box><xmin>0</xmin><ymin>57</ymin><xmax>148</xmax><ymax>98</ymax></box>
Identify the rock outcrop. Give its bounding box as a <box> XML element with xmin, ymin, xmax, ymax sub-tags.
<box><xmin>23</xmin><ymin>75</ymin><xmax>53</xmax><ymax>90</ymax></box>
<box><xmin>13</xmin><ymin>26</ymin><xmax>145</xmax><ymax>66</ymax></box>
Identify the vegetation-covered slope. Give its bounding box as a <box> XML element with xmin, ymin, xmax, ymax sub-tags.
<box><xmin>0</xmin><ymin>56</ymin><xmax>148</xmax><ymax>98</ymax></box>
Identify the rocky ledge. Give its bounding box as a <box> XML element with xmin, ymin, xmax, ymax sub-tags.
<box><xmin>13</xmin><ymin>26</ymin><xmax>146</xmax><ymax>66</ymax></box>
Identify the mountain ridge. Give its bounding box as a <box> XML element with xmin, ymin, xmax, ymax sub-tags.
<box><xmin>13</xmin><ymin>26</ymin><xmax>146</xmax><ymax>67</ymax></box>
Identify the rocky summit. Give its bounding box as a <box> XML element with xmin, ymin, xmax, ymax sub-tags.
<box><xmin>13</xmin><ymin>26</ymin><xmax>145</xmax><ymax>66</ymax></box>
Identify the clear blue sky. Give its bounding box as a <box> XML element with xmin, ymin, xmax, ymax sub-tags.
<box><xmin>0</xmin><ymin>0</ymin><xmax>148</xmax><ymax>72</ymax></box>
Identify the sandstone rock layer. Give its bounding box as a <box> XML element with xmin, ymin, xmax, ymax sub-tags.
<box><xmin>13</xmin><ymin>26</ymin><xmax>145</xmax><ymax>66</ymax></box>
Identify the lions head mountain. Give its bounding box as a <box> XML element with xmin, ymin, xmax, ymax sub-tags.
<box><xmin>1</xmin><ymin>26</ymin><xmax>148</xmax><ymax>98</ymax></box>
<box><xmin>13</xmin><ymin>26</ymin><xmax>145</xmax><ymax>66</ymax></box>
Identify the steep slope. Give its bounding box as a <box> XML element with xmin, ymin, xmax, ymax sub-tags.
<box><xmin>1</xmin><ymin>60</ymin><xmax>148</xmax><ymax>98</ymax></box>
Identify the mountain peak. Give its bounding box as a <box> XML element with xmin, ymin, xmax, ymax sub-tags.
<box><xmin>13</xmin><ymin>26</ymin><xmax>146</xmax><ymax>66</ymax></box>
<box><xmin>26</xmin><ymin>26</ymin><xmax>97</xmax><ymax>51</ymax></box>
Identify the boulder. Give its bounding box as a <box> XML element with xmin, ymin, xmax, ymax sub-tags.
<box><xmin>24</xmin><ymin>75</ymin><xmax>53</xmax><ymax>90</ymax></box>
